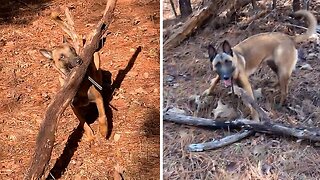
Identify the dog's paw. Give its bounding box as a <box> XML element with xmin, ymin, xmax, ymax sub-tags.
<box><xmin>83</xmin><ymin>134</ymin><xmax>96</xmax><ymax>142</ymax></box>
<box><xmin>99</xmin><ymin>122</ymin><xmax>108</xmax><ymax>139</ymax></box>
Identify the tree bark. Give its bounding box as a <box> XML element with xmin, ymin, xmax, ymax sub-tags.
<box><xmin>164</xmin><ymin>0</ymin><xmax>252</xmax><ymax>50</ymax></box>
<box><xmin>164</xmin><ymin>111</ymin><xmax>320</xmax><ymax>142</ymax></box>
<box><xmin>24</xmin><ymin>0</ymin><xmax>117</xmax><ymax>179</ymax></box>
<box><xmin>188</xmin><ymin>130</ymin><xmax>255</xmax><ymax>152</ymax></box>
<box><xmin>179</xmin><ymin>0</ymin><xmax>192</xmax><ymax>18</ymax></box>
<box><xmin>292</xmin><ymin>0</ymin><xmax>300</xmax><ymax>11</ymax></box>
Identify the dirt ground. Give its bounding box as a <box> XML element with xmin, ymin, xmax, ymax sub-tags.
<box><xmin>164</xmin><ymin>0</ymin><xmax>320</xmax><ymax>179</ymax></box>
<box><xmin>0</xmin><ymin>0</ymin><xmax>159</xmax><ymax>179</ymax></box>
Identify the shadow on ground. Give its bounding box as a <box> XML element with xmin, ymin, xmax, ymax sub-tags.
<box><xmin>0</xmin><ymin>0</ymin><xmax>51</xmax><ymax>24</ymax></box>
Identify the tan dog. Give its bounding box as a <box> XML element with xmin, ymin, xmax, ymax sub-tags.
<box><xmin>203</xmin><ymin>10</ymin><xmax>317</xmax><ymax>120</ymax></box>
<box><xmin>40</xmin><ymin>42</ymin><xmax>107</xmax><ymax>141</ymax></box>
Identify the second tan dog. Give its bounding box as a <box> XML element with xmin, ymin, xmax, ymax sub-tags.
<box><xmin>40</xmin><ymin>41</ymin><xmax>108</xmax><ymax>141</ymax></box>
<box><xmin>203</xmin><ymin>10</ymin><xmax>317</xmax><ymax>120</ymax></box>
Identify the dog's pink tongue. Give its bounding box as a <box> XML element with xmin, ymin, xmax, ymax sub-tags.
<box><xmin>223</xmin><ymin>79</ymin><xmax>232</xmax><ymax>87</ymax></box>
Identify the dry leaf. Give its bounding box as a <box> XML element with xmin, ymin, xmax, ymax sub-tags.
<box><xmin>212</xmin><ymin>100</ymin><xmax>237</xmax><ymax>119</ymax></box>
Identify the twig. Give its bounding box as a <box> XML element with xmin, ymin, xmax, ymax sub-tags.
<box><xmin>169</xmin><ymin>0</ymin><xmax>177</xmax><ymax>17</ymax></box>
<box><xmin>188</xmin><ymin>130</ymin><xmax>254</xmax><ymax>152</ymax></box>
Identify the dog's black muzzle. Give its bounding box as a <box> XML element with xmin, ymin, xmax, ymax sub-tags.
<box><xmin>216</xmin><ymin>66</ymin><xmax>234</xmax><ymax>79</ymax></box>
<box><xmin>216</xmin><ymin>66</ymin><xmax>235</xmax><ymax>87</ymax></box>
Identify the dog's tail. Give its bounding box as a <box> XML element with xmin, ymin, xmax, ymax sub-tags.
<box><xmin>293</xmin><ymin>10</ymin><xmax>317</xmax><ymax>43</ymax></box>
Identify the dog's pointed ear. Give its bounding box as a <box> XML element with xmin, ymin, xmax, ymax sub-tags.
<box><xmin>222</xmin><ymin>40</ymin><xmax>233</xmax><ymax>56</ymax></box>
<box><xmin>39</xmin><ymin>49</ymin><xmax>53</xmax><ymax>60</ymax></box>
<box><xmin>62</xmin><ymin>35</ymin><xmax>73</xmax><ymax>45</ymax></box>
<box><xmin>208</xmin><ymin>44</ymin><xmax>217</xmax><ymax>62</ymax></box>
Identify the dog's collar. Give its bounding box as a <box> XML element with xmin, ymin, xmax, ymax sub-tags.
<box><xmin>52</xmin><ymin>64</ymin><xmax>103</xmax><ymax>91</ymax></box>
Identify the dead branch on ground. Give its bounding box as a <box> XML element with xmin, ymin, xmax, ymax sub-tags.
<box><xmin>164</xmin><ymin>111</ymin><xmax>320</xmax><ymax>150</ymax></box>
<box><xmin>164</xmin><ymin>88</ymin><xmax>320</xmax><ymax>151</ymax></box>
<box><xmin>25</xmin><ymin>0</ymin><xmax>117</xmax><ymax>179</ymax></box>
<box><xmin>164</xmin><ymin>0</ymin><xmax>252</xmax><ymax>50</ymax></box>
<box><xmin>188</xmin><ymin>130</ymin><xmax>255</xmax><ymax>152</ymax></box>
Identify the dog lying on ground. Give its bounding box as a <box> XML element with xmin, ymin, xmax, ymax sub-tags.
<box><xmin>40</xmin><ymin>40</ymin><xmax>108</xmax><ymax>141</ymax></box>
<box><xmin>203</xmin><ymin>10</ymin><xmax>317</xmax><ymax>121</ymax></box>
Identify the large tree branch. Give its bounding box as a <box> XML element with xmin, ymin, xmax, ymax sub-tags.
<box><xmin>25</xmin><ymin>0</ymin><xmax>117</xmax><ymax>179</ymax></box>
<box><xmin>164</xmin><ymin>111</ymin><xmax>320</xmax><ymax>143</ymax></box>
<box><xmin>164</xmin><ymin>0</ymin><xmax>252</xmax><ymax>50</ymax></box>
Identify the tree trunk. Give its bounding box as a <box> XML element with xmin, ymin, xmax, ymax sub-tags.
<box><xmin>179</xmin><ymin>0</ymin><xmax>192</xmax><ymax>18</ymax></box>
<box><xmin>292</xmin><ymin>0</ymin><xmax>300</xmax><ymax>11</ymax></box>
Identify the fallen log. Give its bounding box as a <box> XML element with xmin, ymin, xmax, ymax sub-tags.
<box><xmin>164</xmin><ymin>112</ymin><xmax>320</xmax><ymax>149</ymax></box>
<box><xmin>25</xmin><ymin>0</ymin><xmax>117</xmax><ymax>179</ymax></box>
<box><xmin>164</xmin><ymin>88</ymin><xmax>320</xmax><ymax>151</ymax></box>
<box><xmin>164</xmin><ymin>0</ymin><xmax>252</xmax><ymax>50</ymax></box>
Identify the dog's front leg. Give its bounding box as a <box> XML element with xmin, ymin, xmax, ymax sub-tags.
<box><xmin>92</xmin><ymin>87</ymin><xmax>108</xmax><ymax>138</ymax></box>
<box><xmin>202</xmin><ymin>75</ymin><xmax>220</xmax><ymax>96</ymax></box>
<box><xmin>238</xmin><ymin>75</ymin><xmax>259</xmax><ymax>121</ymax></box>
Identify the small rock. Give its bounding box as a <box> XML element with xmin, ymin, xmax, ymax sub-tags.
<box><xmin>128</xmin><ymin>71</ymin><xmax>138</xmax><ymax>77</ymax></box>
<box><xmin>8</xmin><ymin>135</ymin><xmax>16</xmax><ymax>141</ymax></box>
<box><xmin>114</xmin><ymin>133</ymin><xmax>121</xmax><ymax>142</ymax></box>
<box><xmin>153</xmin><ymin>88</ymin><xmax>158</xmax><ymax>93</ymax></box>
<box><xmin>172</xmin><ymin>83</ymin><xmax>179</xmax><ymax>88</ymax></box>
<box><xmin>165</xmin><ymin>75</ymin><xmax>174</xmax><ymax>82</ymax></box>
<box><xmin>143</xmin><ymin>72</ymin><xmax>149</xmax><ymax>78</ymax></box>
<box><xmin>300</xmin><ymin>63</ymin><xmax>313</xmax><ymax>70</ymax></box>
<box><xmin>135</xmin><ymin>87</ymin><xmax>147</xmax><ymax>94</ymax></box>
<box><xmin>130</xmin><ymin>48</ymin><xmax>136</xmax><ymax>52</ymax></box>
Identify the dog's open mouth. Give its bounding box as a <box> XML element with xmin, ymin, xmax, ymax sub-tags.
<box><xmin>223</xmin><ymin>79</ymin><xmax>232</xmax><ymax>87</ymax></box>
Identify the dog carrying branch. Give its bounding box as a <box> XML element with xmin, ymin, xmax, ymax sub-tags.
<box><xmin>25</xmin><ymin>0</ymin><xmax>117</xmax><ymax>179</ymax></box>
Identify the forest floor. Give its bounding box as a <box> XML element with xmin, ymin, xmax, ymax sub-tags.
<box><xmin>0</xmin><ymin>0</ymin><xmax>159</xmax><ymax>179</ymax></box>
<box><xmin>163</xmin><ymin>0</ymin><xmax>320</xmax><ymax>179</ymax></box>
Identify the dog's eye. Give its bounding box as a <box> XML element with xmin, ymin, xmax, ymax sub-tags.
<box><xmin>70</xmin><ymin>47</ymin><xmax>76</xmax><ymax>54</ymax></box>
